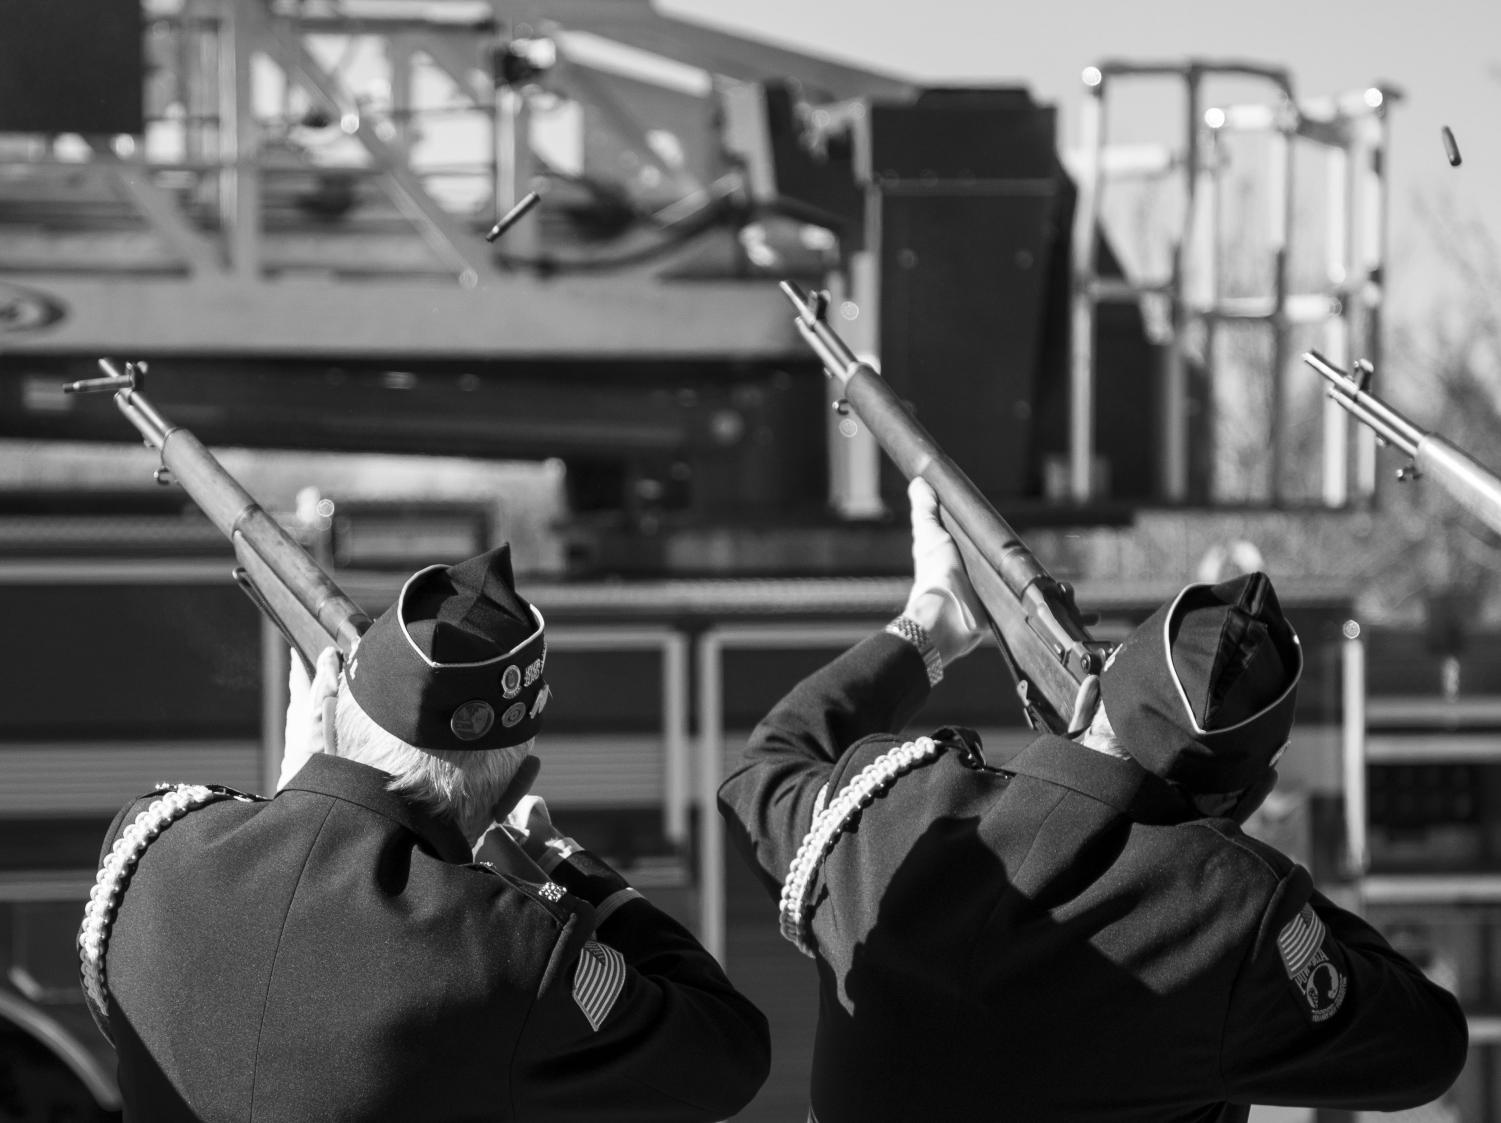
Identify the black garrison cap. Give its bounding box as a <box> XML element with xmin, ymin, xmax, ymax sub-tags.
<box><xmin>1099</xmin><ymin>572</ymin><xmax>1302</xmax><ymax>793</ymax></box>
<box><xmin>346</xmin><ymin>546</ymin><xmax>549</xmax><ymax>752</ymax></box>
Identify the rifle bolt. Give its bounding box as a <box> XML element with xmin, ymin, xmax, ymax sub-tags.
<box><xmin>833</xmin><ymin>398</ymin><xmax>851</xmax><ymax>416</ymax></box>
<box><xmin>153</xmin><ymin>467</ymin><xmax>173</xmax><ymax>486</ymax></box>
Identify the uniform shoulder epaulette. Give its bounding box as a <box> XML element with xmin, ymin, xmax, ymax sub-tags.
<box><xmin>79</xmin><ymin>782</ymin><xmax>258</xmax><ymax>1041</ymax></box>
<box><xmin>779</xmin><ymin>734</ymin><xmax>953</xmax><ymax>957</ymax></box>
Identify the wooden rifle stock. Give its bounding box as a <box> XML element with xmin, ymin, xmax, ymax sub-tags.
<box><xmin>66</xmin><ymin>360</ymin><xmax>371</xmax><ymax>669</ymax></box>
<box><xmin>781</xmin><ymin>283</ymin><xmax>1110</xmax><ymax>732</ymax></box>
<box><xmin>1305</xmin><ymin>351</ymin><xmax>1501</xmax><ymax>539</ymax></box>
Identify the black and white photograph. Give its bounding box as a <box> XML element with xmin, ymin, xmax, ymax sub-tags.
<box><xmin>1</xmin><ymin>1</ymin><xmax>1498</xmax><ymax>1119</ymax></box>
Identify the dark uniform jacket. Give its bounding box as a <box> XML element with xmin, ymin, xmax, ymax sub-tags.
<box><xmin>718</xmin><ymin>633</ymin><xmax>1468</xmax><ymax>1123</ymax></box>
<box><xmin>96</xmin><ymin>753</ymin><xmax>769</xmax><ymax>1122</ymax></box>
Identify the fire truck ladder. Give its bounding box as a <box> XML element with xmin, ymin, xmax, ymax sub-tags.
<box><xmin>1068</xmin><ymin>59</ymin><xmax>1396</xmax><ymax>507</ymax></box>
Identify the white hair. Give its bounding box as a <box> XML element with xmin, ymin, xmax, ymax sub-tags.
<box><xmin>1076</xmin><ymin>700</ymin><xmax>1133</xmax><ymax>762</ymax></box>
<box><xmin>333</xmin><ymin>682</ymin><xmax>531</xmax><ymax>843</ymax></box>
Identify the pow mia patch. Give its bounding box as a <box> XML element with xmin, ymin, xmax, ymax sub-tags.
<box><xmin>1278</xmin><ymin>904</ymin><xmax>1347</xmax><ymax>1023</ymax></box>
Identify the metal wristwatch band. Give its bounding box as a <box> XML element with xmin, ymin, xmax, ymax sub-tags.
<box><xmin>885</xmin><ymin>615</ymin><xmax>943</xmax><ymax>685</ymax></box>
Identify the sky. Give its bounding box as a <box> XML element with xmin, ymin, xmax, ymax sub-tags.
<box><xmin>661</xmin><ymin>0</ymin><xmax>1501</xmax><ymax>334</ymax></box>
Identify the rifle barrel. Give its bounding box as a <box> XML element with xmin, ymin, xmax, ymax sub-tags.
<box><xmin>1415</xmin><ymin>435</ymin><xmax>1501</xmax><ymax>540</ymax></box>
<box><xmin>1304</xmin><ymin>350</ymin><xmax>1421</xmax><ymax>457</ymax></box>
<box><xmin>781</xmin><ymin>282</ymin><xmax>1105</xmax><ymax>728</ymax></box>
<box><xmin>91</xmin><ymin>360</ymin><xmax>370</xmax><ymax>659</ymax></box>
<box><xmin>783</xmin><ymin>283</ymin><xmax>1054</xmax><ymax>599</ymax></box>
<box><xmin>1304</xmin><ymin>350</ymin><xmax>1501</xmax><ymax>539</ymax></box>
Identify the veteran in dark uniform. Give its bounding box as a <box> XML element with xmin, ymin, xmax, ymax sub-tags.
<box><xmin>83</xmin><ymin>546</ymin><xmax>770</xmax><ymax>1122</ymax></box>
<box><xmin>718</xmin><ymin>480</ymin><xmax>1468</xmax><ymax>1123</ymax></box>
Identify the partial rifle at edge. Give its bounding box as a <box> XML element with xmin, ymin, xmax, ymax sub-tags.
<box><xmin>780</xmin><ymin>282</ymin><xmax>1111</xmax><ymax>734</ymax></box>
<box><xmin>1304</xmin><ymin>350</ymin><xmax>1501</xmax><ymax>539</ymax></box>
<box><xmin>65</xmin><ymin>360</ymin><xmax>371</xmax><ymax>670</ymax></box>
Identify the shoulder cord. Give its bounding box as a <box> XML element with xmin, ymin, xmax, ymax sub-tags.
<box><xmin>778</xmin><ymin>736</ymin><xmax>945</xmax><ymax>958</ymax></box>
<box><xmin>78</xmin><ymin>784</ymin><xmax>238</xmax><ymax>1034</ymax></box>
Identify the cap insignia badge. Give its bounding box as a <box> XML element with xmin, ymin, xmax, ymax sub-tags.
<box><xmin>451</xmin><ymin>700</ymin><xmax>495</xmax><ymax>741</ymax></box>
<box><xmin>500</xmin><ymin>664</ymin><xmax>523</xmax><ymax>699</ymax></box>
<box><xmin>530</xmin><ymin>682</ymin><xmax>551</xmax><ymax>718</ymax></box>
<box><xmin>501</xmin><ymin>701</ymin><xmax>527</xmax><ymax>728</ymax></box>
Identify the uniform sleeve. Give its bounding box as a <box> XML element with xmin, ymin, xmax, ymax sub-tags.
<box><xmin>717</xmin><ymin>631</ymin><xmax>932</xmax><ymax>899</ymax></box>
<box><xmin>99</xmin><ymin>798</ymin><xmax>141</xmax><ymax>861</ymax></box>
<box><xmin>510</xmin><ymin>851</ymin><xmax>770</xmax><ymax>1122</ymax></box>
<box><xmin>1221</xmin><ymin>873</ymin><xmax>1469</xmax><ymax>1110</ymax></box>
<box><xmin>97</xmin><ymin>793</ymin><xmax>165</xmax><ymax>867</ymax></box>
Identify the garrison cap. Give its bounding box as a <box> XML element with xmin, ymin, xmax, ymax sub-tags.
<box><xmin>1099</xmin><ymin>572</ymin><xmax>1301</xmax><ymax>793</ymax></box>
<box><xmin>346</xmin><ymin>546</ymin><xmax>549</xmax><ymax>752</ymax></box>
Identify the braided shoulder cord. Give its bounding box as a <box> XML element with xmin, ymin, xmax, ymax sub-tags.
<box><xmin>778</xmin><ymin>737</ymin><xmax>945</xmax><ymax>957</ymax></box>
<box><xmin>78</xmin><ymin>784</ymin><xmax>236</xmax><ymax>1033</ymax></box>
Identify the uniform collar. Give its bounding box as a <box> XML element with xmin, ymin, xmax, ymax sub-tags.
<box><xmin>278</xmin><ymin>753</ymin><xmax>474</xmax><ymax>864</ymax></box>
<box><xmin>1002</xmin><ymin>734</ymin><xmax>1197</xmax><ymax>824</ymax></box>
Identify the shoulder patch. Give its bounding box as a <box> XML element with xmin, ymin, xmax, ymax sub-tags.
<box><xmin>1277</xmin><ymin>904</ymin><xmax>1347</xmax><ymax>1023</ymax></box>
<box><xmin>573</xmin><ymin>940</ymin><xmax>626</xmax><ymax>1031</ymax></box>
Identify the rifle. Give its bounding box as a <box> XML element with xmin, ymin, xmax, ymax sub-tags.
<box><xmin>1304</xmin><ymin>350</ymin><xmax>1501</xmax><ymax>539</ymax></box>
<box><xmin>780</xmin><ymin>282</ymin><xmax>1111</xmax><ymax>733</ymax></box>
<box><xmin>65</xmin><ymin>360</ymin><xmax>371</xmax><ymax>670</ymax></box>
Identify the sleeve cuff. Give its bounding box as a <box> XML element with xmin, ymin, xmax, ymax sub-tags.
<box><xmin>536</xmin><ymin>836</ymin><xmax>584</xmax><ymax>875</ymax></box>
<box><xmin>547</xmin><ymin>848</ymin><xmax>632</xmax><ymax>907</ymax></box>
<box><xmin>592</xmin><ymin>887</ymin><xmax>644</xmax><ymax>927</ymax></box>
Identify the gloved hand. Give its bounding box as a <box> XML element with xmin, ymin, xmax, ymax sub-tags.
<box><xmin>502</xmin><ymin>794</ymin><xmax>583</xmax><ymax>873</ymax></box>
<box><xmin>473</xmin><ymin>812</ymin><xmax>552</xmax><ymax>880</ymax></box>
<box><xmin>1067</xmin><ymin>674</ymin><xmax>1101</xmax><ymax>738</ymax></box>
<box><xmin>903</xmin><ymin>478</ymin><xmax>989</xmax><ymax>666</ymax></box>
<box><xmin>279</xmin><ymin>646</ymin><xmax>341</xmax><ymax>791</ymax></box>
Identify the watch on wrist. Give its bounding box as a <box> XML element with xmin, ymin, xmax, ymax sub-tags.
<box><xmin>885</xmin><ymin>615</ymin><xmax>944</xmax><ymax>685</ymax></box>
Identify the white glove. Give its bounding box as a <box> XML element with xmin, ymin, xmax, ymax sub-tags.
<box><xmin>1067</xmin><ymin>674</ymin><xmax>1102</xmax><ymax>739</ymax></box>
<box><xmin>472</xmin><ymin>820</ymin><xmax>550</xmax><ymax>881</ymax></box>
<box><xmin>279</xmin><ymin>646</ymin><xmax>341</xmax><ymax>790</ymax></box>
<box><xmin>502</xmin><ymin>794</ymin><xmax>582</xmax><ymax>873</ymax></box>
<box><xmin>903</xmin><ymin>478</ymin><xmax>989</xmax><ymax>665</ymax></box>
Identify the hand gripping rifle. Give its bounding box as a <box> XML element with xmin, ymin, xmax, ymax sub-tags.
<box><xmin>65</xmin><ymin>360</ymin><xmax>371</xmax><ymax>670</ymax></box>
<box><xmin>1304</xmin><ymin>350</ymin><xmax>1501</xmax><ymax>539</ymax></box>
<box><xmin>781</xmin><ymin>282</ymin><xmax>1111</xmax><ymax>733</ymax></box>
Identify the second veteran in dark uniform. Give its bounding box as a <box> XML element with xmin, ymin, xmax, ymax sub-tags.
<box><xmin>82</xmin><ymin>546</ymin><xmax>769</xmax><ymax>1122</ymax></box>
<box><xmin>718</xmin><ymin>480</ymin><xmax>1468</xmax><ymax>1123</ymax></box>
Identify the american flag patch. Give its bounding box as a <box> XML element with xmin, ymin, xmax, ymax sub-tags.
<box><xmin>573</xmin><ymin>941</ymin><xmax>626</xmax><ymax>1031</ymax></box>
<box><xmin>1277</xmin><ymin>905</ymin><xmax>1327</xmax><ymax>978</ymax></box>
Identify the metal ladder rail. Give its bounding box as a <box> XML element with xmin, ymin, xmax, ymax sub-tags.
<box><xmin>1069</xmin><ymin>60</ymin><xmax>1395</xmax><ymax>507</ymax></box>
